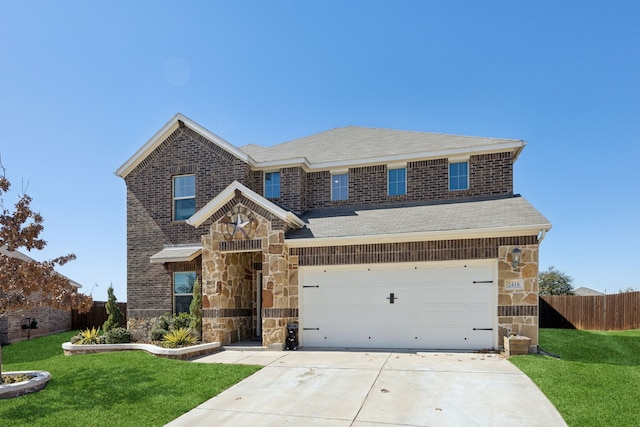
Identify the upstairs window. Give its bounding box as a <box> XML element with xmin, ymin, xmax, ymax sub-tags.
<box><xmin>449</xmin><ymin>161</ymin><xmax>469</xmax><ymax>191</ymax></box>
<box><xmin>331</xmin><ymin>173</ymin><xmax>348</xmax><ymax>201</ymax></box>
<box><xmin>173</xmin><ymin>174</ymin><xmax>196</xmax><ymax>220</ymax></box>
<box><xmin>264</xmin><ymin>172</ymin><xmax>281</xmax><ymax>198</ymax></box>
<box><xmin>388</xmin><ymin>167</ymin><xmax>407</xmax><ymax>196</ymax></box>
<box><xmin>174</xmin><ymin>271</ymin><xmax>196</xmax><ymax>314</ymax></box>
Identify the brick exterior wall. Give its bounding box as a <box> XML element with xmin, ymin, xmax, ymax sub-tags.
<box><xmin>0</xmin><ymin>306</ymin><xmax>71</xmax><ymax>344</ymax></box>
<box><xmin>124</xmin><ymin>123</ymin><xmax>254</xmax><ymax>319</ymax></box>
<box><xmin>250</xmin><ymin>152</ymin><xmax>513</xmax><ymax>213</ymax></box>
<box><xmin>262</xmin><ymin>152</ymin><xmax>514</xmax><ymax>212</ymax></box>
<box><xmin>289</xmin><ymin>235</ymin><xmax>537</xmax><ymax>266</ymax></box>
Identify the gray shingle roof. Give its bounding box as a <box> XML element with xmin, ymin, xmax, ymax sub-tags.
<box><xmin>286</xmin><ymin>196</ymin><xmax>550</xmax><ymax>240</ymax></box>
<box><xmin>240</xmin><ymin>126</ymin><xmax>522</xmax><ymax>164</ymax></box>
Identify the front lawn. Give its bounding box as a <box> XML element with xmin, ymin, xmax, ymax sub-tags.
<box><xmin>511</xmin><ymin>328</ymin><xmax>640</xmax><ymax>427</ymax></box>
<box><xmin>1</xmin><ymin>331</ymin><xmax>261</xmax><ymax>426</ymax></box>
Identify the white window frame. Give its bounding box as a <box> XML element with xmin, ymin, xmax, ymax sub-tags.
<box><xmin>173</xmin><ymin>271</ymin><xmax>196</xmax><ymax>314</ymax></box>
<box><xmin>173</xmin><ymin>174</ymin><xmax>196</xmax><ymax>221</ymax></box>
<box><xmin>387</xmin><ymin>167</ymin><xmax>407</xmax><ymax>196</ymax></box>
<box><xmin>449</xmin><ymin>160</ymin><xmax>469</xmax><ymax>191</ymax></box>
<box><xmin>331</xmin><ymin>172</ymin><xmax>349</xmax><ymax>201</ymax></box>
<box><xmin>264</xmin><ymin>171</ymin><xmax>281</xmax><ymax>199</ymax></box>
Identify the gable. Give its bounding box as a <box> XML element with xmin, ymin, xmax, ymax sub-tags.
<box><xmin>115</xmin><ymin>113</ymin><xmax>253</xmax><ymax>179</ymax></box>
<box><xmin>187</xmin><ymin>181</ymin><xmax>304</xmax><ymax>229</ymax></box>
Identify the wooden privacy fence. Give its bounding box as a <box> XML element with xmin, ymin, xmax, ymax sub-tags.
<box><xmin>72</xmin><ymin>301</ymin><xmax>127</xmax><ymax>330</ymax></box>
<box><xmin>540</xmin><ymin>292</ymin><xmax>640</xmax><ymax>330</ymax></box>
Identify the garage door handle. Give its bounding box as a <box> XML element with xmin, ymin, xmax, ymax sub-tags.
<box><xmin>303</xmin><ymin>285</ymin><xmax>319</xmax><ymax>288</ymax></box>
<box><xmin>473</xmin><ymin>280</ymin><xmax>493</xmax><ymax>284</ymax></box>
<box><xmin>303</xmin><ymin>328</ymin><xmax>319</xmax><ymax>331</ymax></box>
<box><xmin>473</xmin><ymin>328</ymin><xmax>493</xmax><ymax>331</ymax></box>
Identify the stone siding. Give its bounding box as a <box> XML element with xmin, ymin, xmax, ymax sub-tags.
<box><xmin>497</xmin><ymin>245</ymin><xmax>539</xmax><ymax>347</ymax></box>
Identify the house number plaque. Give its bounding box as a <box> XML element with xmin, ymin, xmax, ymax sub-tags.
<box><xmin>505</xmin><ymin>279</ymin><xmax>524</xmax><ymax>291</ymax></box>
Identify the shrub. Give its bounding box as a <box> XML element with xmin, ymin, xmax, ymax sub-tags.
<box><xmin>155</xmin><ymin>314</ymin><xmax>171</xmax><ymax>331</ymax></box>
<box><xmin>103</xmin><ymin>284</ymin><xmax>124</xmax><ymax>333</ymax></box>
<box><xmin>171</xmin><ymin>312</ymin><xmax>192</xmax><ymax>330</ymax></box>
<box><xmin>189</xmin><ymin>278</ymin><xmax>202</xmax><ymax>340</ymax></box>
<box><xmin>71</xmin><ymin>327</ymin><xmax>101</xmax><ymax>345</ymax></box>
<box><xmin>162</xmin><ymin>328</ymin><xmax>196</xmax><ymax>348</ymax></box>
<box><xmin>150</xmin><ymin>313</ymin><xmax>172</xmax><ymax>341</ymax></box>
<box><xmin>150</xmin><ymin>312</ymin><xmax>194</xmax><ymax>341</ymax></box>
<box><xmin>150</xmin><ymin>327</ymin><xmax>169</xmax><ymax>341</ymax></box>
<box><xmin>105</xmin><ymin>327</ymin><xmax>133</xmax><ymax>344</ymax></box>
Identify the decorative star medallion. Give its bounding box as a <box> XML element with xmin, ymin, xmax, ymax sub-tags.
<box><xmin>221</xmin><ymin>206</ymin><xmax>258</xmax><ymax>241</ymax></box>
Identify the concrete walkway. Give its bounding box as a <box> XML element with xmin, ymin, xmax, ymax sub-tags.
<box><xmin>166</xmin><ymin>350</ymin><xmax>567</xmax><ymax>426</ymax></box>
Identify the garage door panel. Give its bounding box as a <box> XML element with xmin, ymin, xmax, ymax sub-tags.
<box><xmin>301</xmin><ymin>262</ymin><xmax>496</xmax><ymax>350</ymax></box>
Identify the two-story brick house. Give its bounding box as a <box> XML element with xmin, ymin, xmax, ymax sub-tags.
<box><xmin>116</xmin><ymin>113</ymin><xmax>551</xmax><ymax>351</ymax></box>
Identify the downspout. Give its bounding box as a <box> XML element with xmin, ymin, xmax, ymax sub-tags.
<box><xmin>537</xmin><ymin>229</ymin><xmax>547</xmax><ymax>243</ymax></box>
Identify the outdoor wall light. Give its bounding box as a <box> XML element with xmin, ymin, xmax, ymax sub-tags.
<box><xmin>511</xmin><ymin>247</ymin><xmax>522</xmax><ymax>268</ymax></box>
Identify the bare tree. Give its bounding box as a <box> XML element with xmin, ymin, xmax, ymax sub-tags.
<box><xmin>0</xmin><ymin>167</ymin><xmax>92</xmax><ymax>381</ymax></box>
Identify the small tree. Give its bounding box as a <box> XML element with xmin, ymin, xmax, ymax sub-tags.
<box><xmin>539</xmin><ymin>266</ymin><xmax>575</xmax><ymax>295</ymax></box>
<box><xmin>0</xmin><ymin>169</ymin><xmax>92</xmax><ymax>381</ymax></box>
<box><xmin>189</xmin><ymin>278</ymin><xmax>202</xmax><ymax>340</ymax></box>
<box><xmin>103</xmin><ymin>284</ymin><xmax>124</xmax><ymax>333</ymax></box>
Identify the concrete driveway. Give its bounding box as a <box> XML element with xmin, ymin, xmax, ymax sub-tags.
<box><xmin>166</xmin><ymin>350</ymin><xmax>566</xmax><ymax>426</ymax></box>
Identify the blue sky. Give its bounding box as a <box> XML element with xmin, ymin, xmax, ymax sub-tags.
<box><xmin>1</xmin><ymin>1</ymin><xmax>638</xmax><ymax>302</ymax></box>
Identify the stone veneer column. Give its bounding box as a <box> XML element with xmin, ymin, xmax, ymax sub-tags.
<box><xmin>261</xmin><ymin>228</ymin><xmax>297</xmax><ymax>349</ymax></box>
<box><xmin>497</xmin><ymin>244</ymin><xmax>539</xmax><ymax>349</ymax></box>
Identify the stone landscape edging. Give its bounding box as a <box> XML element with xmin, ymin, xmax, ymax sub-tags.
<box><xmin>62</xmin><ymin>341</ymin><xmax>221</xmax><ymax>360</ymax></box>
<box><xmin>0</xmin><ymin>370</ymin><xmax>51</xmax><ymax>399</ymax></box>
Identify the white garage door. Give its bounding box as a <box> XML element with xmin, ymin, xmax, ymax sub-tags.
<box><xmin>300</xmin><ymin>261</ymin><xmax>496</xmax><ymax>350</ymax></box>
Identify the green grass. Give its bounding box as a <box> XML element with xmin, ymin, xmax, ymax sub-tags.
<box><xmin>1</xmin><ymin>331</ymin><xmax>261</xmax><ymax>426</ymax></box>
<box><xmin>510</xmin><ymin>328</ymin><xmax>640</xmax><ymax>427</ymax></box>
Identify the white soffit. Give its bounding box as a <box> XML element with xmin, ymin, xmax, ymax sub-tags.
<box><xmin>150</xmin><ymin>244</ymin><xmax>202</xmax><ymax>264</ymax></box>
<box><xmin>186</xmin><ymin>181</ymin><xmax>305</xmax><ymax>229</ymax></box>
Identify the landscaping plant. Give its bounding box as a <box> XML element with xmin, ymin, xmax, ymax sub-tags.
<box><xmin>162</xmin><ymin>327</ymin><xmax>196</xmax><ymax>348</ymax></box>
<box><xmin>70</xmin><ymin>327</ymin><xmax>102</xmax><ymax>345</ymax></box>
<box><xmin>189</xmin><ymin>278</ymin><xmax>203</xmax><ymax>340</ymax></box>
<box><xmin>102</xmin><ymin>283</ymin><xmax>124</xmax><ymax>332</ymax></box>
<box><xmin>104</xmin><ymin>327</ymin><xmax>133</xmax><ymax>344</ymax></box>
<box><xmin>150</xmin><ymin>312</ymin><xmax>195</xmax><ymax>342</ymax></box>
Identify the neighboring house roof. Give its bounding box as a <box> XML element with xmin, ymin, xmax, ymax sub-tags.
<box><xmin>0</xmin><ymin>245</ymin><xmax>82</xmax><ymax>288</ymax></box>
<box><xmin>240</xmin><ymin>126</ymin><xmax>525</xmax><ymax>167</ymax></box>
<box><xmin>115</xmin><ymin>114</ymin><xmax>526</xmax><ymax>178</ymax></box>
<box><xmin>573</xmin><ymin>287</ymin><xmax>604</xmax><ymax>296</ymax></box>
<box><xmin>285</xmin><ymin>195</ymin><xmax>551</xmax><ymax>247</ymax></box>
